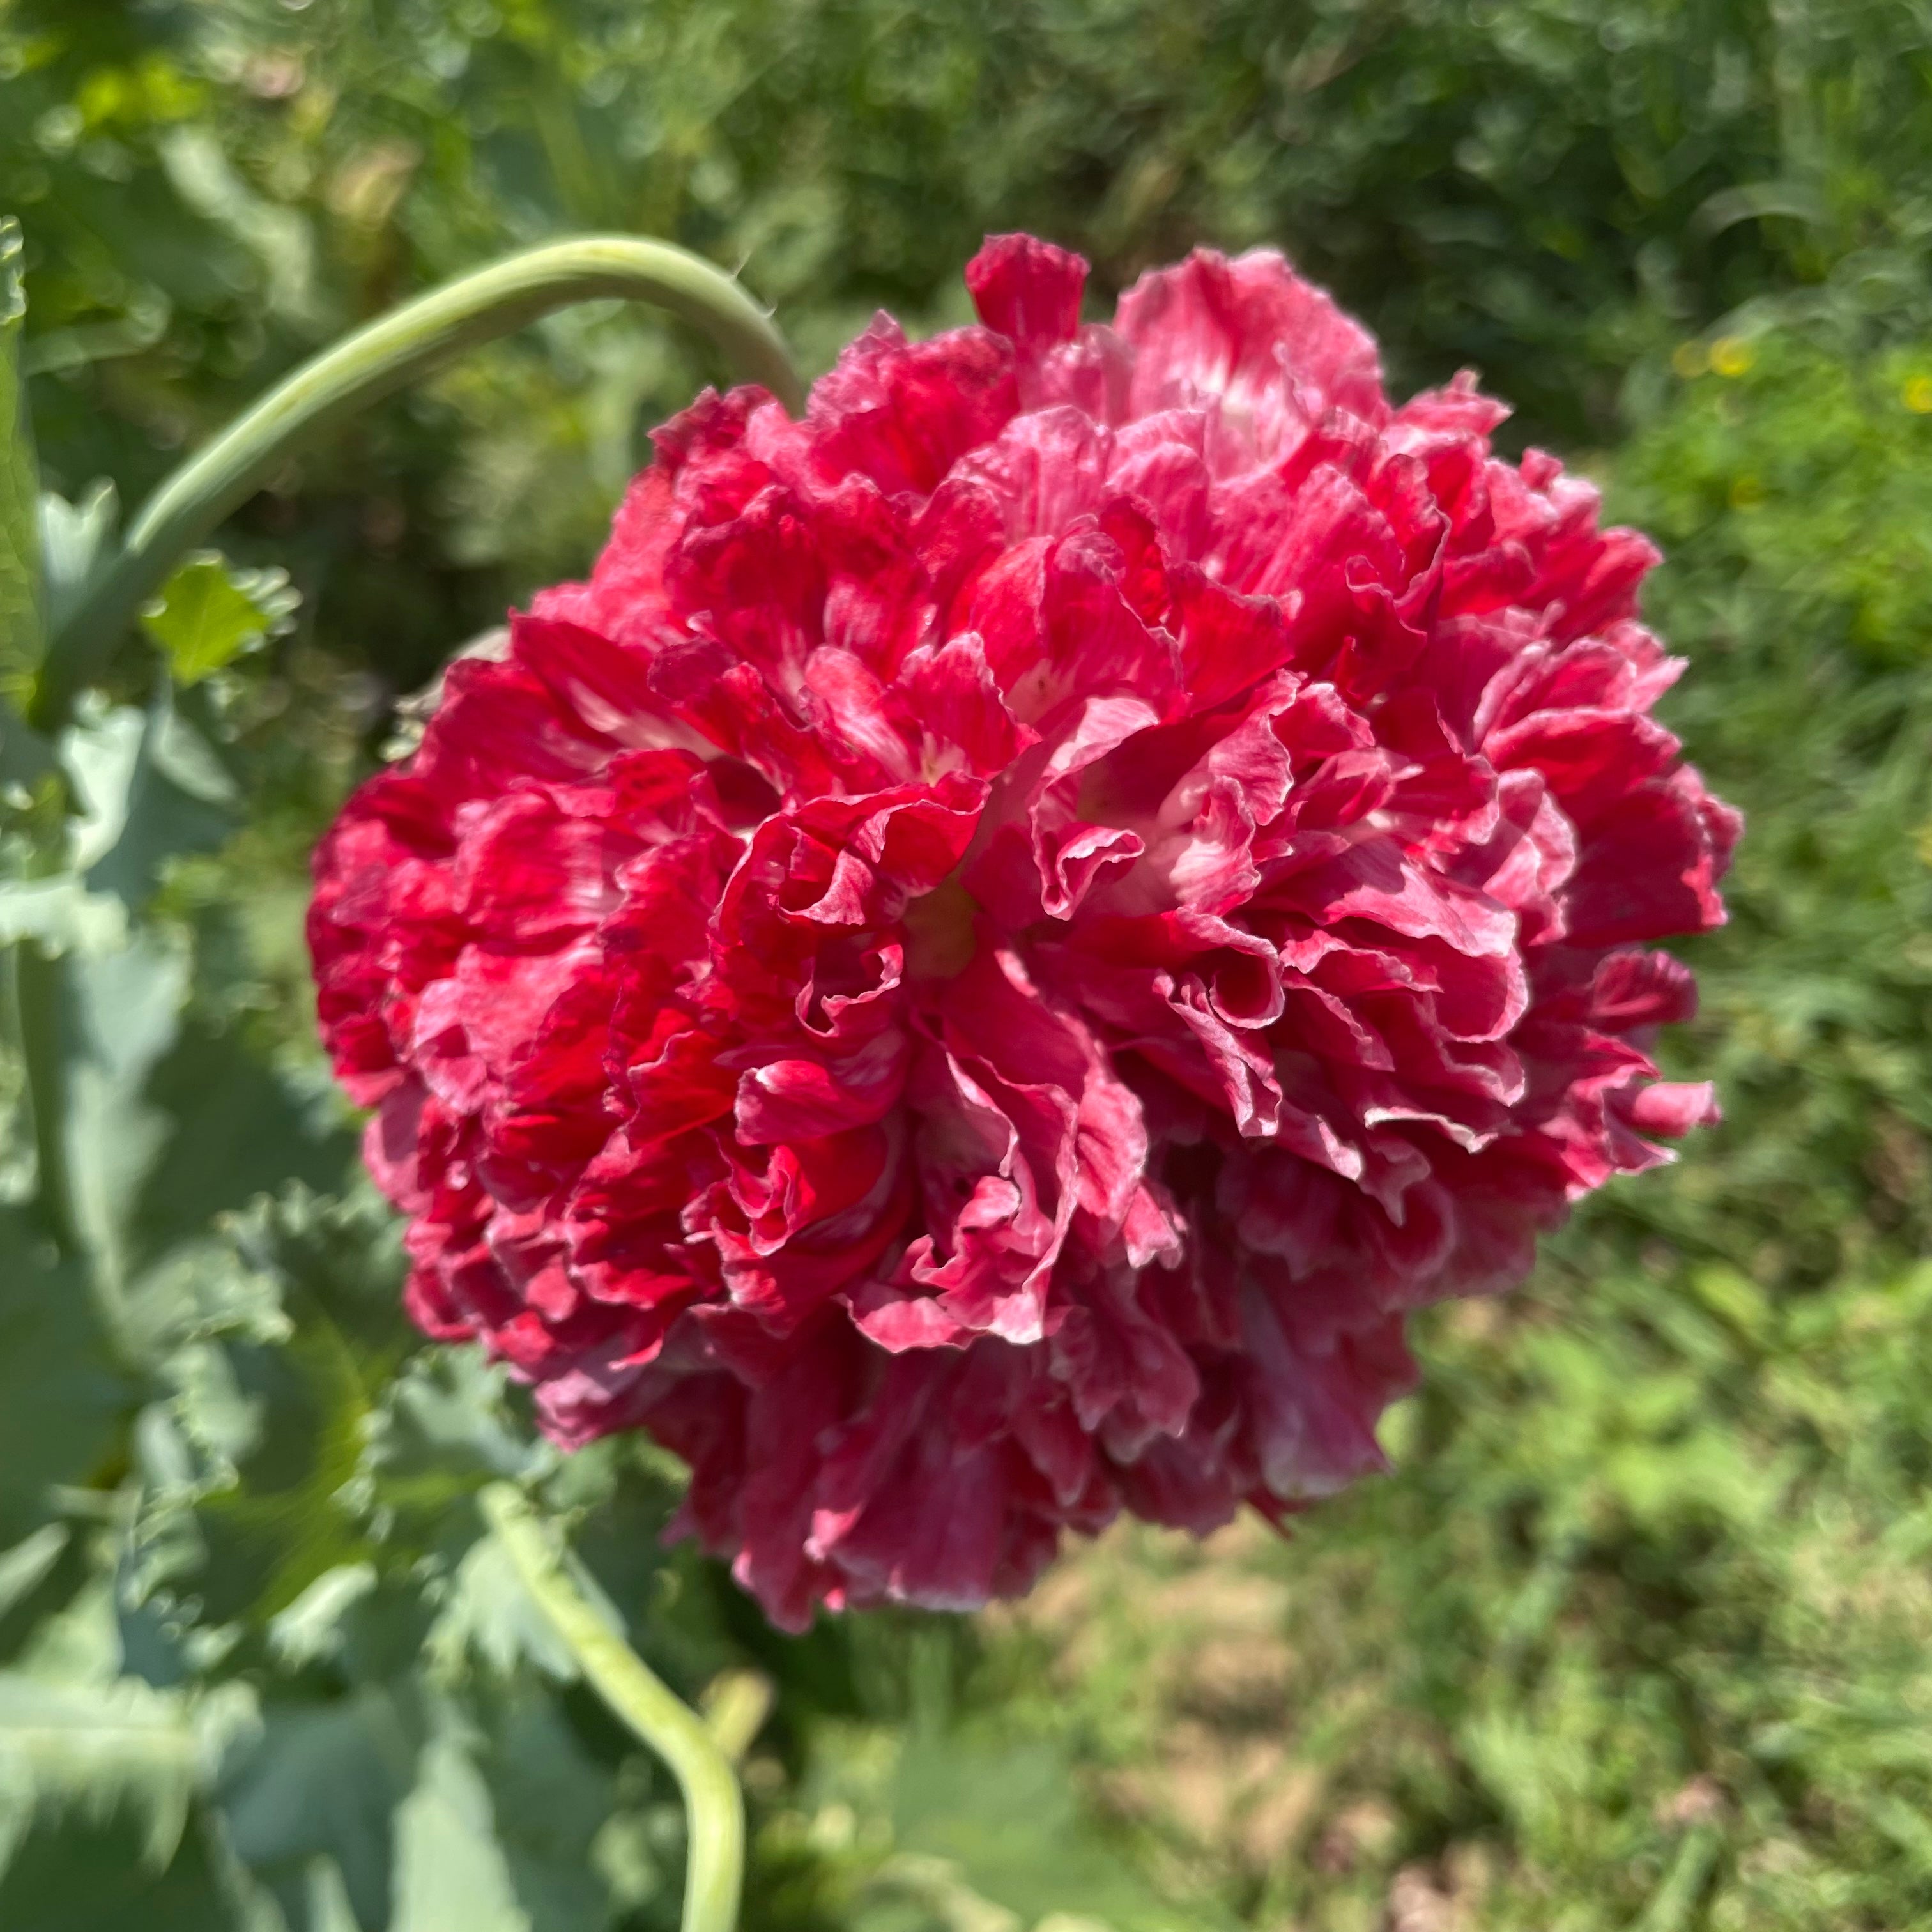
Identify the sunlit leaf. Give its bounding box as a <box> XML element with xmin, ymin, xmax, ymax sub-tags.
<box><xmin>82</xmin><ymin>686</ymin><xmax>240</xmax><ymax>914</ymax></box>
<box><xmin>0</xmin><ymin>875</ymin><xmax>127</xmax><ymax>957</ymax></box>
<box><xmin>889</xmin><ymin>1731</ymin><xmax>1211</xmax><ymax>1932</ymax></box>
<box><xmin>139</xmin><ymin>553</ymin><xmax>298</xmax><ymax>688</ymax></box>
<box><xmin>389</xmin><ymin>1730</ymin><xmax>527</xmax><ymax>1932</ymax></box>
<box><xmin>38</xmin><ymin>483</ymin><xmax>117</xmax><ymax>643</ymax></box>
<box><xmin>0</xmin><ymin>1673</ymin><xmax>199</xmax><ymax>1876</ymax></box>
<box><xmin>0</xmin><ymin>1531</ymin><xmax>70</xmax><ymax>1627</ymax></box>
<box><xmin>266</xmin><ymin>1566</ymin><xmax>380</xmax><ymax>1673</ymax></box>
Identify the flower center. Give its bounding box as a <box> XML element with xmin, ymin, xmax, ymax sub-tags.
<box><xmin>900</xmin><ymin>871</ymin><xmax>980</xmax><ymax>982</ymax></box>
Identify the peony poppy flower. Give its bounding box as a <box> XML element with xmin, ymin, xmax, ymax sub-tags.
<box><xmin>310</xmin><ymin>234</ymin><xmax>1738</xmax><ymax>1629</ymax></box>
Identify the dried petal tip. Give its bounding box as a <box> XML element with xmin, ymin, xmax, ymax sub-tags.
<box><xmin>312</xmin><ymin>233</ymin><xmax>1736</xmax><ymax>1630</ymax></box>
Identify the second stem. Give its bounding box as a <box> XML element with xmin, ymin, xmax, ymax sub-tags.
<box><xmin>479</xmin><ymin>1482</ymin><xmax>747</xmax><ymax>1932</ymax></box>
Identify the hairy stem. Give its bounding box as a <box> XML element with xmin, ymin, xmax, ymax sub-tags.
<box><xmin>32</xmin><ymin>235</ymin><xmax>804</xmax><ymax>733</ymax></box>
<box><xmin>479</xmin><ymin>1482</ymin><xmax>746</xmax><ymax>1932</ymax></box>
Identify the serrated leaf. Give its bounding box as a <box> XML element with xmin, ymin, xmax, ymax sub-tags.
<box><xmin>0</xmin><ymin>1805</ymin><xmax>250</xmax><ymax>1932</ymax></box>
<box><xmin>0</xmin><ymin>218</ymin><xmax>41</xmax><ymax>687</ymax></box>
<box><xmin>41</xmin><ymin>933</ymin><xmax>191</xmax><ymax>1301</ymax></box>
<box><xmin>0</xmin><ymin>1673</ymin><xmax>199</xmax><ymax>1876</ymax></box>
<box><xmin>128</xmin><ymin>1018</ymin><xmax>355</xmax><ymax>1273</ymax></box>
<box><xmin>466</xmin><ymin>1681</ymin><xmax>620</xmax><ymax>1930</ymax></box>
<box><xmin>139</xmin><ymin>553</ymin><xmax>298</xmax><ymax>687</ymax></box>
<box><xmin>0</xmin><ymin>1522</ymin><xmax>89</xmax><ymax>1677</ymax></box>
<box><xmin>38</xmin><ymin>483</ymin><xmax>118</xmax><ymax>644</ymax></box>
<box><xmin>427</xmin><ymin>1538</ymin><xmax>579</xmax><ymax>1688</ymax></box>
<box><xmin>174</xmin><ymin>1321</ymin><xmax>383</xmax><ymax>1630</ymax></box>
<box><xmin>364</xmin><ymin>1351</ymin><xmax>539</xmax><ymax>1551</ymax></box>
<box><xmin>0</xmin><ymin>1531</ymin><xmax>70</xmax><ymax>1626</ymax></box>
<box><xmin>137</xmin><ymin>1188</ymin><xmax>410</xmax><ymax>1630</ymax></box>
<box><xmin>61</xmin><ymin>700</ymin><xmax>148</xmax><ymax>873</ymax></box>
<box><xmin>125</xmin><ymin>1235</ymin><xmax>291</xmax><ymax>1367</ymax></box>
<box><xmin>83</xmin><ymin>684</ymin><xmax>240</xmax><ymax>914</ymax></box>
<box><xmin>268</xmin><ymin>1567</ymin><xmax>379</xmax><ymax>1673</ymax></box>
<box><xmin>20</xmin><ymin>870</ymin><xmax>343</xmax><ymax>1345</ymax></box>
<box><xmin>219</xmin><ymin>1684</ymin><xmax>422</xmax><ymax>1932</ymax></box>
<box><xmin>888</xmin><ymin>1731</ymin><xmax>1216</xmax><ymax>1932</ymax></box>
<box><xmin>390</xmin><ymin>1731</ymin><xmax>527</xmax><ymax>1932</ymax></box>
<box><xmin>226</xmin><ymin>1184</ymin><xmax>411</xmax><ymax>1360</ymax></box>
<box><xmin>0</xmin><ymin>1208</ymin><xmax>126</xmax><ymax>1550</ymax></box>
<box><xmin>0</xmin><ymin>875</ymin><xmax>128</xmax><ymax>956</ymax></box>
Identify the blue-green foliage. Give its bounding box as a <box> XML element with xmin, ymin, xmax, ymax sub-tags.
<box><xmin>5</xmin><ymin>4</ymin><xmax>1932</xmax><ymax>1929</ymax></box>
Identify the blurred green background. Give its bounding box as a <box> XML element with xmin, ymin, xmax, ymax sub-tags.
<box><xmin>6</xmin><ymin>1</ymin><xmax>1932</xmax><ymax>1928</ymax></box>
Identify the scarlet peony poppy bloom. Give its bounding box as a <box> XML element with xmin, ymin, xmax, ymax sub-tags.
<box><xmin>310</xmin><ymin>235</ymin><xmax>1738</xmax><ymax>1629</ymax></box>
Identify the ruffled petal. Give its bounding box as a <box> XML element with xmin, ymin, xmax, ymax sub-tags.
<box><xmin>311</xmin><ymin>231</ymin><xmax>1735</xmax><ymax>1629</ymax></box>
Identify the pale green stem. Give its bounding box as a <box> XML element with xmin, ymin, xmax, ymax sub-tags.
<box><xmin>32</xmin><ymin>234</ymin><xmax>803</xmax><ymax>732</ymax></box>
<box><xmin>479</xmin><ymin>1482</ymin><xmax>746</xmax><ymax>1932</ymax></box>
<box><xmin>701</xmin><ymin>1667</ymin><xmax>775</xmax><ymax>1767</ymax></box>
<box><xmin>14</xmin><ymin>940</ymin><xmax>76</xmax><ymax>1257</ymax></box>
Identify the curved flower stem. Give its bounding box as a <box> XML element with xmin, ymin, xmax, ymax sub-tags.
<box><xmin>31</xmin><ymin>235</ymin><xmax>804</xmax><ymax>733</ymax></box>
<box><xmin>479</xmin><ymin>1481</ymin><xmax>746</xmax><ymax>1932</ymax></box>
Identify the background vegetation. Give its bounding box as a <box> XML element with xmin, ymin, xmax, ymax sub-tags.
<box><xmin>5</xmin><ymin>1</ymin><xmax>1932</xmax><ymax>1927</ymax></box>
